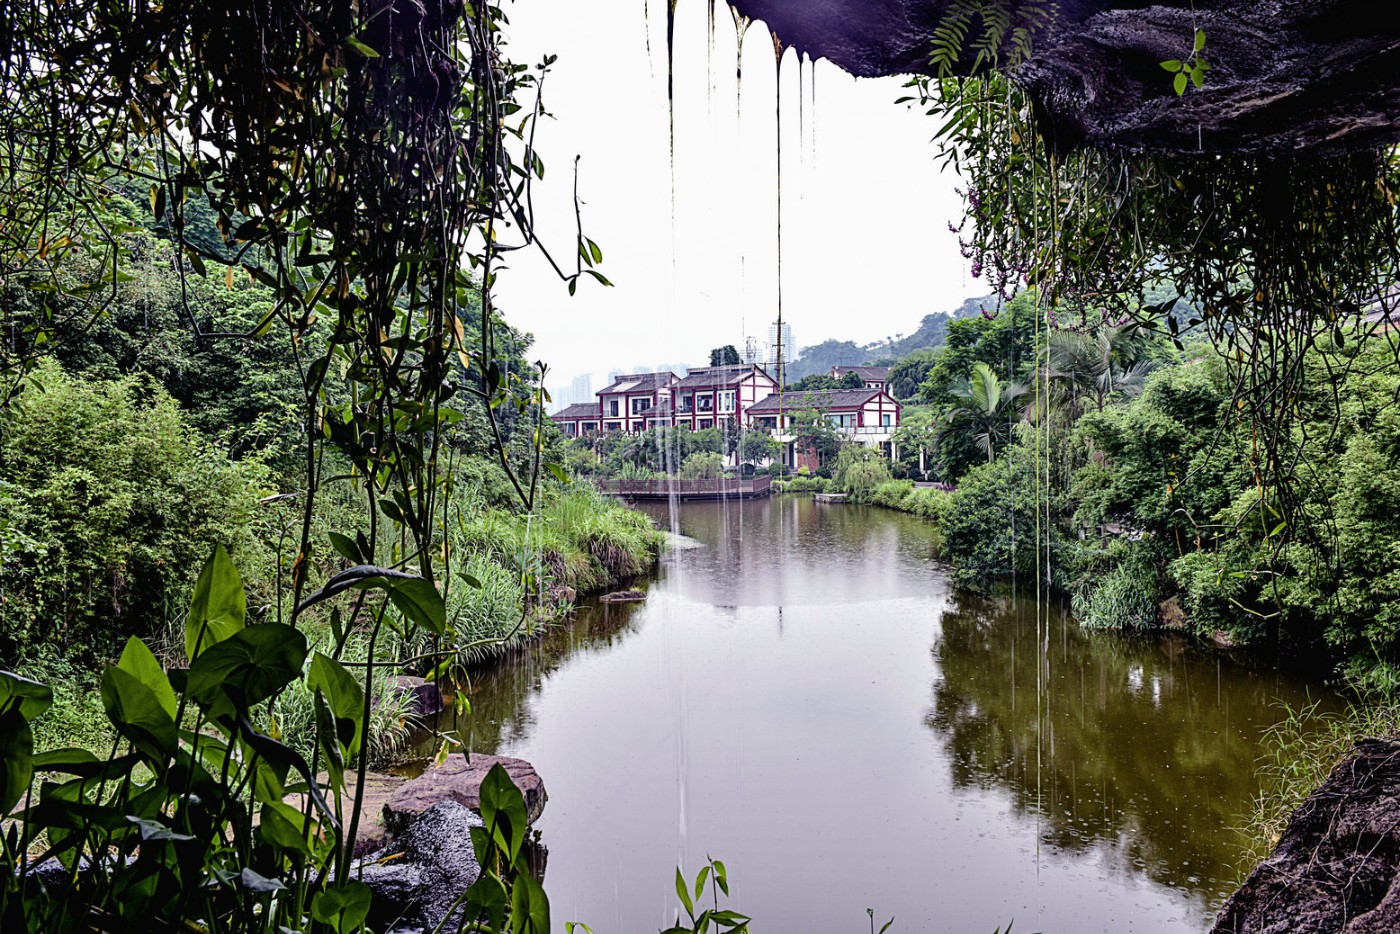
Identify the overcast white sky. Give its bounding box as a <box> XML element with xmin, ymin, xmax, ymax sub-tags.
<box><xmin>491</xmin><ymin>0</ymin><xmax>976</xmax><ymax>396</ymax></box>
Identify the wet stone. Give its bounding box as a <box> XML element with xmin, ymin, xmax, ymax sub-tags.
<box><xmin>385</xmin><ymin>753</ymin><xmax>547</xmax><ymax>837</ymax></box>
<box><xmin>1213</xmin><ymin>739</ymin><xmax>1400</xmax><ymax>934</ymax></box>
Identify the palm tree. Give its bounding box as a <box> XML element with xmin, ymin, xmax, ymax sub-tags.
<box><xmin>1043</xmin><ymin>326</ymin><xmax>1159</xmax><ymax>417</ymax></box>
<box><xmin>937</xmin><ymin>362</ymin><xmax>1028</xmax><ymax>463</ymax></box>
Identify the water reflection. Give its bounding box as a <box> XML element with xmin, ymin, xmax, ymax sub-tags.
<box><xmin>410</xmin><ymin>496</ymin><xmax>1339</xmax><ymax>932</ymax></box>
<box><xmin>930</xmin><ymin>591</ymin><xmax>1340</xmax><ymax>906</ymax></box>
<box><xmin>638</xmin><ymin>497</ymin><xmax>945</xmax><ymax>608</ymax></box>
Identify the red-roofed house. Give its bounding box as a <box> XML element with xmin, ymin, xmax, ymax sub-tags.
<box><xmin>747</xmin><ymin>387</ymin><xmax>901</xmax><ymax>468</ymax></box>
<box><xmin>829</xmin><ymin>365</ymin><xmax>891</xmax><ymax>392</ymax></box>
<box><xmin>597</xmin><ymin>371</ymin><xmax>679</xmax><ymax>433</ymax></box>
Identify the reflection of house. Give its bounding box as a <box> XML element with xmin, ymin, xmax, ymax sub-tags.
<box><xmin>829</xmin><ymin>365</ymin><xmax>891</xmax><ymax>391</ymax></box>
<box><xmin>746</xmin><ymin>387</ymin><xmax>901</xmax><ymax>466</ymax></box>
<box><xmin>597</xmin><ymin>372</ymin><xmax>678</xmax><ymax>434</ymax></box>
<box><xmin>668</xmin><ymin>365</ymin><xmax>778</xmax><ymax>431</ymax></box>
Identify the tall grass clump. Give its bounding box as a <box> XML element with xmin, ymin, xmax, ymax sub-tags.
<box><xmin>1072</xmin><ymin>551</ymin><xmax>1160</xmax><ymax>630</ymax></box>
<box><xmin>1243</xmin><ymin>697</ymin><xmax>1400</xmax><ymax>871</ymax></box>
<box><xmin>442</xmin><ymin>483</ymin><xmax>661</xmax><ymax>660</ymax></box>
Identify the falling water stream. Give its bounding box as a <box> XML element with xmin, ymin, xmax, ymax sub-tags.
<box><xmin>420</xmin><ymin>498</ymin><xmax>1341</xmax><ymax>932</ymax></box>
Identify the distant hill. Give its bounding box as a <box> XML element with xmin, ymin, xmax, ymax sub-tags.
<box><xmin>783</xmin><ymin>294</ymin><xmax>993</xmax><ymax>380</ymax></box>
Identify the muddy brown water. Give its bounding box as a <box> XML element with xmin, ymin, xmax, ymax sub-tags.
<box><xmin>414</xmin><ymin>495</ymin><xmax>1340</xmax><ymax>932</ymax></box>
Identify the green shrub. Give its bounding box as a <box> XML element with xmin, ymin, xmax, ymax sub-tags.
<box><xmin>942</xmin><ymin>446</ymin><xmax>1067</xmax><ymax>591</ymax></box>
<box><xmin>1072</xmin><ymin>548</ymin><xmax>1160</xmax><ymax>630</ymax></box>
<box><xmin>679</xmin><ymin>451</ymin><xmax>723</xmax><ymax>479</ymax></box>
<box><xmin>833</xmin><ymin>446</ymin><xmax>893</xmax><ymax>496</ymax></box>
<box><xmin>774</xmin><ymin>476</ymin><xmax>832</xmax><ymax>493</ymax></box>
<box><xmin>0</xmin><ymin>361</ymin><xmax>269</xmax><ymax>667</ymax></box>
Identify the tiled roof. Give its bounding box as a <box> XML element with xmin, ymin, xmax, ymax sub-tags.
<box><xmin>831</xmin><ymin>365</ymin><xmax>891</xmax><ymax>381</ymax></box>
<box><xmin>597</xmin><ymin>371</ymin><xmax>677</xmax><ymax>395</ymax></box>
<box><xmin>748</xmin><ymin>388</ymin><xmax>882</xmax><ymax>413</ymax></box>
<box><xmin>550</xmin><ymin>403</ymin><xmax>600</xmax><ymax>421</ymax></box>
<box><xmin>673</xmin><ymin>365</ymin><xmax>769</xmax><ymax>388</ymax></box>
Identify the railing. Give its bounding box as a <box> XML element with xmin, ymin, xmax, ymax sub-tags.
<box><xmin>597</xmin><ymin>476</ymin><xmax>772</xmax><ymax>498</ymax></box>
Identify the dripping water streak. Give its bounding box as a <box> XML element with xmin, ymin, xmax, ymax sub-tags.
<box><xmin>643</xmin><ymin>0</ymin><xmax>655</xmax><ymax>81</ymax></box>
<box><xmin>797</xmin><ymin>54</ymin><xmax>805</xmax><ymax>170</ymax></box>
<box><xmin>773</xmin><ymin>35</ymin><xmax>785</xmax><ymax>393</ymax></box>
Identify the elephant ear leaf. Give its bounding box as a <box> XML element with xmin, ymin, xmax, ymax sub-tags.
<box><xmin>0</xmin><ymin>708</ymin><xmax>34</xmax><ymax>815</ymax></box>
<box><xmin>0</xmin><ymin>670</ymin><xmax>53</xmax><ymax>721</ymax></box>
<box><xmin>186</xmin><ymin>545</ymin><xmax>246</xmax><ymax>662</ymax></box>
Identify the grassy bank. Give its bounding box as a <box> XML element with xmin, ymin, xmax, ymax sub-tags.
<box><xmin>1241</xmin><ymin>696</ymin><xmax>1400</xmax><ymax>871</ymax></box>
<box><xmin>448</xmin><ymin>482</ymin><xmax>663</xmax><ymax>660</ymax></box>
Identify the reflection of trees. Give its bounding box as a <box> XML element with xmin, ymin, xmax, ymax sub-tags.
<box><xmin>405</xmin><ymin>597</ymin><xmax>648</xmax><ymax>757</ymax></box>
<box><xmin>929</xmin><ymin>591</ymin><xmax>1335</xmax><ymax>905</ymax></box>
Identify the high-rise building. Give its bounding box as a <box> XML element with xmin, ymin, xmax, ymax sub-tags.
<box><xmin>548</xmin><ymin>372</ymin><xmax>594</xmax><ymax>413</ymax></box>
<box><xmin>765</xmin><ymin>321</ymin><xmax>795</xmax><ymax>377</ymax></box>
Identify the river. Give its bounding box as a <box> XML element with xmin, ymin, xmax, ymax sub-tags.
<box><xmin>433</xmin><ymin>495</ymin><xmax>1338</xmax><ymax>933</ymax></box>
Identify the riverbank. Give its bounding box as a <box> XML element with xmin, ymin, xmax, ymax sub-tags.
<box><xmin>437</xmin><ymin>493</ymin><xmax>1332</xmax><ymax>930</ymax></box>
<box><xmin>22</xmin><ymin>483</ymin><xmax>663</xmax><ymax>765</ymax></box>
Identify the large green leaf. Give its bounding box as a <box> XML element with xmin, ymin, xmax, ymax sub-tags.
<box><xmin>0</xmin><ymin>670</ymin><xmax>53</xmax><ymax>721</ymax></box>
<box><xmin>0</xmin><ymin>708</ymin><xmax>34</xmax><ymax>814</ymax></box>
<box><xmin>259</xmin><ymin>801</ymin><xmax>315</xmax><ymax>857</ymax></box>
<box><xmin>386</xmin><ymin>577</ymin><xmax>446</xmax><ymax>635</ymax></box>
<box><xmin>100</xmin><ymin>665</ymin><xmax>178</xmax><ymax>762</ymax></box>
<box><xmin>509</xmin><ymin>872</ymin><xmax>551</xmax><ymax>934</ymax></box>
<box><xmin>311</xmin><ymin>881</ymin><xmax>372</xmax><ymax>933</ymax></box>
<box><xmin>185</xmin><ymin>545</ymin><xmax>247</xmax><ymax>662</ymax></box>
<box><xmin>308</xmin><ymin>652</ymin><xmax>363</xmax><ymax>793</ymax></box>
<box><xmin>308</xmin><ymin>652</ymin><xmax>363</xmax><ymax>757</ymax></box>
<box><xmin>464</xmin><ymin>874</ymin><xmax>509</xmax><ymax>933</ymax></box>
<box><xmin>295</xmin><ymin>565</ymin><xmax>445</xmax><ymax>635</ymax></box>
<box><xmin>478</xmin><ymin>762</ymin><xmax>529</xmax><ymax>864</ymax></box>
<box><xmin>116</xmin><ymin>637</ymin><xmax>177</xmax><ymax>719</ymax></box>
<box><xmin>187</xmin><ymin>624</ymin><xmax>307</xmax><ymax>720</ymax></box>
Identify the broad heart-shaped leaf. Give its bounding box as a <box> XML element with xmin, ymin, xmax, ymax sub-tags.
<box><xmin>100</xmin><ymin>665</ymin><xmax>178</xmax><ymax>763</ymax></box>
<box><xmin>187</xmin><ymin>624</ymin><xmax>307</xmax><ymax>722</ymax></box>
<box><xmin>116</xmin><ymin>637</ymin><xmax>176</xmax><ymax>719</ymax></box>
<box><xmin>0</xmin><ymin>670</ymin><xmax>53</xmax><ymax>721</ymax></box>
<box><xmin>464</xmin><ymin>873</ymin><xmax>510</xmax><ymax>933</ymax></box>
<box><xmin>185</xmin><ymin>544</ymin><xmax>246</xmax><ymax>662</ymax></box>
<box><xmin>0</xmin><ymin>708</ymin><xmax>34</xmax><ymax>814</ymax></box>
<box><xmin>308</xmin><ymin>652</ymin><xmax>364</xmax><ymax>758</ymax></box>
<box><xmin>259</xmin><ymin>800</ymin><xmax>315</xmax><ymax>857</ymax></box>
<box><xmin>478</xmin><ymin>762</ymin><xmax>529</xmax><ymax>865</ymax></box>
<box><xmin>508</xmin><ymin>872</ymin><xmax>550</xmax><ymax>934</ymax></box>
<box><xmin>311</xmin><ymin>881</ymin><xmax>372</xmax><ymax>933</ymax></box>
<box><xmin>386</xmin><ymin>577</ymin><xmax>446</xmax><ymax>635</ymax></box>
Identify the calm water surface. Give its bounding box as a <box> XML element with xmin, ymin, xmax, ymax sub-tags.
<box><xmin>440</xmin><ymin>496</ymin><xmax>1339</xmax><ymax>932</ymax></box>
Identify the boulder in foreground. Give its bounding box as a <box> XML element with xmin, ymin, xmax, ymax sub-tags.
<box><xmin>1213</xmin><ymin>738</ymin><xmax>1400</xmax><ymax>933</ymax></box>
<box><xmin>385</xmin><ymin>752</ymin><xmax>547</xmax><ymax>836</ymax></box>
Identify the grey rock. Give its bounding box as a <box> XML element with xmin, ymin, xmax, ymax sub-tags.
<box><xmin>385</xmin><ymin>753</ymin><xmax>547</xmax><ymax>837</ymax></box>
<box><xmin>724</xmin><ymin>0</ymin><xmax>1400</xmax><ymax>155</ymax></box>
<box><xmin>391</xmin><ymin>675</ymin><xmax>447</xmax><ymax>717</ymax></box>
<box><xmin>1212</xmin><ymin>738</ymin><xmax>1400</xmax><ymax>933</ymax></box>
<box><xmin>359</xmin><ymin>800</ymin><xmax>484</xmax><ymax>933</ymax></box>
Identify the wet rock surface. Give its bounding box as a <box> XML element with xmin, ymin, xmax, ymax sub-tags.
<box><xmin>391</xmin><ymin>675</ymin><xmax>448</xmax><ymax>717</ymax></box>
<box><xmin>359</xmin><ymin>800</ymin><xmax>484</xmax><ymax>934</ymax></box>
<box><xmin>725</xmin><ymin>0</ymin><xmax>1400</xmax><ymax>155</ymax></box>
<box><xmin>1213</xmin><ymin>739</ymin><xmax>1400</xmax><ymax>934</ymax></box>
<box><xmin>386</xmin><ymin>753</ymin><xmax>548</xmax><ymax>835</ymax></box>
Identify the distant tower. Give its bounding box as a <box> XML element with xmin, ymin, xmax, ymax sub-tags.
<box><xmin>766</xmin><ymin>320</ymin><xmax>795</xmax><ymax>381</ymax></box>
<box><xmin>743</xmin><ymin>335</ymin><xmax>762</xmax><ymax>365</ymax></box>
